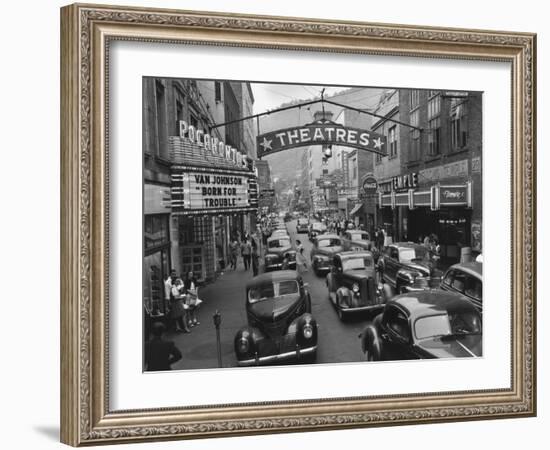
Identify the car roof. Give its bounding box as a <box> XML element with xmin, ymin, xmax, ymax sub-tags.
<box><xmin>314</xmin><ymin>233</ymin><xmax>340</xmax><ymax>240</ymax></box>
<box><xmin>337</xmin><ymin>251</ymin><xmax>373</xmax><ymax>259</ymax></box>
<box><xmin>246</xmin><ymin>270</ymin><xmax>301</xmax><ymax>289</ymax></box>
<box><xmin>267</xmin><ymin>235</ymin><xmax>290</xmax><ymax>242</ymax></box>
<box><xmin>390</xmin><ymin>290</ymin><xmax>478</xmax><ymax>318</ymax></box>
<box><xmin>447</xmin><ymin>261</ymin><xmax>483</xmax><ymax>278</ymax></box>
<box><xmin>346</xmin><ymin>229</ymin><xmax>368</xmax><ymax>234</ymax></box>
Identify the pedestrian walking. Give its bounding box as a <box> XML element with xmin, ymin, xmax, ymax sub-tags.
<box><xmin>241</xmin><ymin>237</ymin><xmax>252</xmax><ymax>270</ymax></box>
<box><xmin>380</xmin><ymin>228</ymin><xmax>387</xmax><ymax>249</ymax></box>
<box><xmin>295</xmin><ymin>239</ymin><xmax>308</xmax><ymax>273</ymax></box>
<box><xmin>251</xmin><ymin>240</ymin><xmax>260</xmax><ymax>276</ymax></box>
<box><xmin>229</xmin><ymin>239</ymin><xmax>240</xmax><ymax>270</ymax></box>
<box><xmin>144</xmin><ymin>322</ymin><xmax>183</xmax><ymax>371</ymax></box>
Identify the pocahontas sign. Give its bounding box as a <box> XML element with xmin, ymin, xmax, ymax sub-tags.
<box><xmin>257</xmin><ymin>123</ymin><xmax>387</xmax><ymax>158</ymax></box>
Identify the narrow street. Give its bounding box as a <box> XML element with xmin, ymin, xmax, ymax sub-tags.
<box><xmin>170</xmin><ymin>219</ymin><xmax>372</xmax><ymax>371</ymax></box>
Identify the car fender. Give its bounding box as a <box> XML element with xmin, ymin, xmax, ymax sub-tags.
<box><xmin>234</xmin><ymin>326</ymin><xmax>265</xmax><ymax>358</ymax></box>
<box><xmin>360</xmin><ymin>324</ymin><xmax>382</xmax><ymax>361</ymax></box>
<box><xmin>396</xmin><ymin>269</ymin><xmax>417</xmax><ymax>292</ymax></box>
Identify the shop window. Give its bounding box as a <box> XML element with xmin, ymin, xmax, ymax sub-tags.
<box><xmin>428</xmin><ymin>117</ymin><xmax>441</xmax><ymax>156</ymax></box>
<box><xmin>409</xmin><ymin>109</ymin><xmax>421</xmax><ymax>161</ymax></box>
<box><xmin>144</xmin><ymin>214</ymin><xmax>170</xmax><ymax>250</ymax></box>
<box><xmin>155</xmin><ymin>81</ymin><xmax>167</xmax><ymax>158</ymax></box>
<box><xmin>143</xmin><ymin>248</ymin><xmax>170</xmax><ymax>315</ymax></box>
<box><xmin>428</xmin><ymin>94</ymin><xmax>441</xmax><ymax>156</ymax></box>
<box><xmin>389</xmin><ymin>126</ymin><xmax>397</xmax><ymax>158</ymax></box>
<box><xmin>409</xmin><ymin>89</ymin><xmax>420</xmax><ymax>110</ymax></box>
<box><xmin>451</xmin><ymin>100</ymin><xmax>468</xmax><ymax>150</ymax></box>
<box><xmin>214</xmin><ymin>81</ymin><xmax>222</xmax><ymax>103</ymax></box>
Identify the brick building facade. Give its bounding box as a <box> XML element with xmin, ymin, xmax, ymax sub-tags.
<box><xmin>372</xmin><ymin>88</ymin><xmax>482</xmax><ymax>263</ymax></box>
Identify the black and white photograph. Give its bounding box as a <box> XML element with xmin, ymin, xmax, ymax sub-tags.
<box><xmin>143</xmin><ymin>78</ymin><xmax>483</xmax><ymax>371</ymax></box>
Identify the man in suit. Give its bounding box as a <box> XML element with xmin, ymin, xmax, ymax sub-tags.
<box><xmin>144</xmin><ymin>322</ymin><xmax>182</xmax><ymax>371</ymax></box>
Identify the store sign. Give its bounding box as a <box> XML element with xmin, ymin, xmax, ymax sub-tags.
<box><xmin>178</xmin><ymin>120</ymin><xmax>250</xmax><ymax>169</ymax></box>
<box><xmin>362</xmin><ymin>173</ymin><xmax>377</xmax><ymax>195</ymax></box>
<box><xmin>257</xmin><ymin>124</ymin><xmax>387</xmax><ymax>158</ymax></box>
<box><xmin>439</xmin><ymin>186</ymin><xmax>467</xmax><ymax>204</ymax></box>
<box><xmin>419</xmin><ymin>159</ymin><xmax>468</xmax><ymax>182</ymax></box>
<box><xmin>390</xmin><ymin>172</ymin><xmax>418</xmax><ymax>191</ymax></box>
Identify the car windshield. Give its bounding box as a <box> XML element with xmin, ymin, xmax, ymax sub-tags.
<box><xmin>268</xmin><ymin>239</ymin><xmax>290</xmax><ymax>248</ymax></box>
<box><xmin>248</xmin><ymin>280</ymin><xmax>299</xmax><ymax>303</ymax></box>
<box><xmin>399</xmin><ymin>247</ymin><xmax>428</xmax><ymax>262</ymax></box>
<box><xmin>414</xmin><ymin>311</ymin><xmax>481</xmax><ymax>340</ymax></box>
<box><xmin>317</xmin><ymin>238</ymin><xmax>341</xmax><ymax>248</ymax></box>
<box><xmin>298</xmin><ymin>219</ymin><xmax>308</xmax><ymax>224</ymax></box>
<box><xmin>349</xmin><ymin>232</ymin><xmax>369</xmax><ymax>241</ymax></box>
<box><xmin>342</xmin><ymin>257</ymin><xmax>373</xmax><ymax>271</ymax></box>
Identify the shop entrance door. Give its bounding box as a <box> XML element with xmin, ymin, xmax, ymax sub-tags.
<box><xmin>180</xmin><ymin>245</ymin><xmax>205</xmax><ymax>282</ymax></box>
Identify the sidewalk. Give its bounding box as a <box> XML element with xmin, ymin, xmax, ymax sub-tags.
<box><xmin>169</xmin><ymin>260</ymin><xmax>259</xmax><ymax>370</ymax></box>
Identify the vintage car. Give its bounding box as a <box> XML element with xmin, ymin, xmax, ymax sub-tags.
<box><xmin>271</xmin><ymin>228</ymin><xmax>289</xmax><ymax>240</ymax></box>
<box><xmin>326</xmin><ymin>251</ymin><xmax>384</xmax><ymax>320</ymax></box>
<box><xmin>264</xmin><ymin>236</ymin><xmax>297</xmax><ymax>271</ymax></box>
<box><xmin>308</xmin><ymin>221</ymin><xmax>328</xmax><ymax>241</ymax></box>
<box><xmin>296</xmin><ymin>218</ymin><xmax>309</xmax><ymax>234</ymax></box>
<box><xmin>377</xmin><ymin>242</ymin><xmax>442</xmax><ymax>298</ymax></box>
<box><xmin>234</xmin><ymin>271</ymin><xmax>317</xmax><ymax>366</ymax></box>
<box><xmin>440</xmin><ymin>262</ymin><xmax>483</xmax><ymax>313</ymax></box>
<box><xmin>360</xmin><ymin>290</ymin><xmax>482</xmax><ymax>361</ymax></box>
<box><xmin>310</xmin><ymin>234</ymin><xmax>344</xmax><ymax>276</ymax></box>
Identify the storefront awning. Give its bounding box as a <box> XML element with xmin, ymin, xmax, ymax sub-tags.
<box><xmin>350</xmin><ymin>203</ymin><xmax>363</xmax><ymax>216</ymax></box>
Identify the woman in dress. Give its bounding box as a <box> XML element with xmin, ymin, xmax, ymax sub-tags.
<box><xmin>183</xmin><ymin>271</ymin><xmax>203</xmax><ymax>327</ymax></box>
<box><xmin>170</xmin><ymin>278</ymin><xmax>190</xmax><ymax>333</ymax></box>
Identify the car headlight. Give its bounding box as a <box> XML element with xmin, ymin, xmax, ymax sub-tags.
<box><xmin>302</xmin><ymin>324</ymin><xmax>314</xmax><ymax>339</ymax></box>
<box><xmin>237</xmin><ymin>337</ymin><xmax>249</xmax><ymax>354</ymax></box>
<box><xmin>352</xmin><ymin>283</ymin><xmax>360</xmax><ymax>293</ymax></box>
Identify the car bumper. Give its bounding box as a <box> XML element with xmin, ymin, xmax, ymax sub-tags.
<box><xmin>237</xmin><ymin>345</ymin><xmax>317</xmax><ymax>366</ymax></box>
<box><xmin>265</xmin><ymin>262</ymin><xmax>296</xmax><ymax>271</ymax></box>
<box><xmin>340</xmin><ymin>304</ymin><xmax>384</xmax><ymax>314</ymax></box>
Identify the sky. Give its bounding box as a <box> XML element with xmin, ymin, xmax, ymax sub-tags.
<box><xmin>250</xmin><ymin>82</ymin><xmax>383</xmax><ymax>115</ymax></box>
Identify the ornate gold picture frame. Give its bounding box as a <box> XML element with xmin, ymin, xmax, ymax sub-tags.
<box><xmin>60</xmin><ymin>3</ymin><xmax>536</xmax><ymax>446</ymax></box>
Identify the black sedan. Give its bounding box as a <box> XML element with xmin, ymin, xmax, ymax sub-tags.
<box><xmin>234</xmin><ymin>271</ymin><xmax>317</xmax><ymax>366</ymax></box>
<box><xmin>264</xmin><ymin>236</ymin><xmax>297</xmax><ymax>271</ymax></box>
<box><xmin>360</xmin><ymin>290</ymin><xmax>482</xmax><ymax>361</ymax></box>
<box><xmin>326</xmin><ymin>251</ymin><xmax>384</xmax><ymax>320</ymax></box>
<box><xmin>310</xmin><ymin>234</ymin><xmax>344</xmax><ymax>276</ymax></box>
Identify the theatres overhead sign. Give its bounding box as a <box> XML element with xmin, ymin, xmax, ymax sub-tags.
<box><xmin>256</xmin><ymin>124</ymin><xmax>387</xmax><ymax>158</ymax></box>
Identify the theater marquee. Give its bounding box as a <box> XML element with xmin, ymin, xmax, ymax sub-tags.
<box><xmin>256</xmin><ymin>123</ymin><xmax>388</xmax><ymax>158</ymax></box>
<box><xmin>171</xmin><ymin>167</ymin><xmax>258</xmax><ymax>215</ymax></box>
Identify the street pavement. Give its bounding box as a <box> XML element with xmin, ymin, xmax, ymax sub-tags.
<box><xmin>169</xmin><ymin>219</ymin><xmax>374</xmax><ymax>371</ymax></box>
